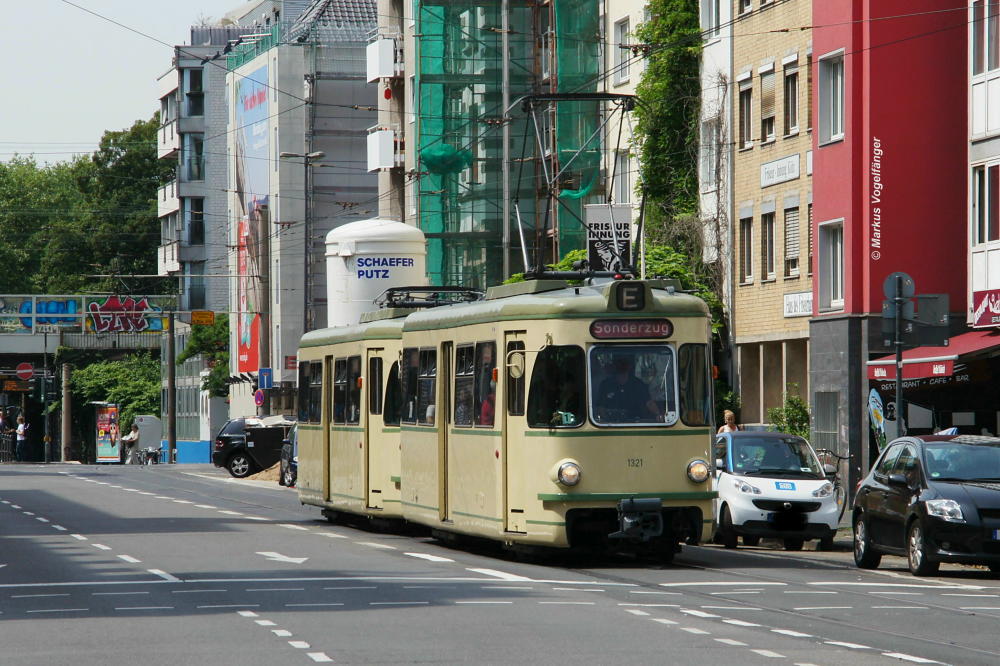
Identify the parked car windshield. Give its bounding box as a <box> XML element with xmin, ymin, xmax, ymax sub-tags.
<box><xmin>925</xmin><ymin>438</ymin><xmax>1000</xmax><ymax>481</ymax></box>
<box><xmin>730</xmin><ymin>435</ymin><xmax>823</xmax><ymax>478</ymax></box>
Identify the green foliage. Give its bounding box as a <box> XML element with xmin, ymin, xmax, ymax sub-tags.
<box><xmin>0</xmin><ymin>114</ymin><xmax>173</xmax><ymax>294</ymax></box>
<box><xmin>501</xmin><ymin>249</ymin><xmax>589</xmax><ymax>285</ymax></box>
<box><xmin>177</xmin><ymin>314</ymin><xmax>231</xmax><ymax>397</ymax></box>
<box><xmin>767</xmin><ymin>383</ymin><xmax>811</xmax><ymax>439</ymax></box>
<box><xmin>633</xmin><ymin>0</ymin><xmax>702</xmax><ymax>217</ymax></box>
<box><xmin>641</xmin><ymin>241</ymin><xmax>724</xmax><ymax>331</ymax></box>
<box><xmin>70</xmin><ymin>353</ymin><xmax>161</xmax><ymax>436</ymax></box>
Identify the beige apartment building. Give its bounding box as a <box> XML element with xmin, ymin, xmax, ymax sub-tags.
<box><xmin>731</xmin><ymin>0</ymin><xmax>813</xmax><ymax>425</ymax></box>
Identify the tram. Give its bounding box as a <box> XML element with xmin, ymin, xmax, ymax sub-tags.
<box><xmin>296</xmin><ymin>277</ymin><xmax>716</xmax><ymax>559</ymax></box>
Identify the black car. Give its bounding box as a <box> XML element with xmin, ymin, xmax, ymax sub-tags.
<box><xmin>853</xmin><ymin>434</ymin><xmax>1000</xmax><ymax>576</ymax></box>
<box><xmin>278</xmin><ymin>425</ymin><xmax>297</xmax><ymax>488</ymax></box>
<box><xmin>212</xmin><ymin>416</ymin><xmax>294</xmax><ymax>478</ymax></box>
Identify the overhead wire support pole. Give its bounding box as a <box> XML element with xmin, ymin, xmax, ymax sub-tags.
<box><xmin>501</xmin><ymin>0</ymin><xmax>511</xmax><ymax>280</ymax></box>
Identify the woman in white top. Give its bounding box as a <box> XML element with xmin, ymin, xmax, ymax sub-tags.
<box><xmin>15</xmin><ymin>416</ymin><xmax>28</xmax><ymax>462</ymax></box>
<box><xmin>121</xmin><ymin>424</ymin><xmax>141</xmax><ymax>464</ymax></box>
<box><xmin>717</xmin><ymin>410</ymin><xmax>740</xmax><ymax>434</ymax></box>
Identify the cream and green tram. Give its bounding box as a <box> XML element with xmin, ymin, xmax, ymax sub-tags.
<box><xmin>296</xmin><ymin>309</ymin><xmax>410</xmax><ymax>521</ymax></box>
<box><xmin>396</xmin><ymin>278</ymin><xmax>715</xmax><ymax>558</ymax></box>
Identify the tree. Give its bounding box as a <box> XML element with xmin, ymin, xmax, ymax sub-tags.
<box><xmin>767</xmin><ymin>383</ymin><xmax>811</xmax><ymax>438</ymax></box>
<box><xmin>176</xmin><ymin>314</ymin><xmax>230</xmax><ymax>397</ymax></box>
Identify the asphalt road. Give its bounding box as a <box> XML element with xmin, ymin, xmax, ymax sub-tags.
<box><xmin>2</xmin><ymin>462</ymin><xmax>999</xmax><ymax>665</ymax></box>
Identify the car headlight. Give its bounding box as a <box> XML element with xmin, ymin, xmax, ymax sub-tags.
<box><xmin>687</xmin><ymin>459</ymin><xmax>710</xmax><ymax>483</ymax></box>
<box><xmin>557</xmin><ymin>462</ymin><xmax>582</xmax><ymax>486</ymax></box>
<box><xmin>925</xmin><ymin>498</ymin><xmax>965</xmax><ymax>523</ymax></box>
<box><xmin>812</xmin><ymin>481</ymin><xmax>834</xmax><ymax>498</ymax></box>
<box><xmin>733</xmin><ymin>479</ymin><xmax>762</xmax><ymax>494</ymax></box>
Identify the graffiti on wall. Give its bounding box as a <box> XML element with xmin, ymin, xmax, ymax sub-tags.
<box><xmin>0</xmin><ymin>296</ymin><xmax>168</xmax><ymax>334</ymax></box>
<box><xmin>86</xmin><ymin>296</ymin><xmax>165</xmax><ymax>333</ymax></box>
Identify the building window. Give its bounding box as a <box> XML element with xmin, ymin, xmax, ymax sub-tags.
<box><xmin>739</xmin><ymin>217</ymin><xmax>753</xmax><ymax>284</ymax></box>
<box><xmin>187</xmin><ymin>262</ymin><xmax>206</xmax><ymax>310</ymax></box>
<box><xmin>186</xmin><ymin>198</ymin><xmax>204</xmax><ymax>245</ymax></box>
<box><xmin>614</xmin><ymin>150</ymin><xmax>631</xmax><ymax>203</ymax></box>
<box><xmin>701</xmin><ymin>119</ymin><xmax>719</xmax><ymax>188</ymax></box>
<box><xmin>739</xmin><ymin>0</ymin><xmax>751</xmax><ymax>15</ymax></box>
<box><xmin>975</xmin><ymin>1</ymin><xmax>986</xmax><ymax>75</ymax></box>
<box><xmin>185</xmin><ymin>69</ymin><xmax>204</xmax><ymax>116</ymax></box>
<box><xmin>818</xmin><ymin>220</ymin><xmax>844</xmax><ymax>309</ymax></box>
<box><xmin>184</xmin><ymin>134</ymin><xmax>204</xmax><ymax>181</ymax></box>
<box><xmin>784</xmin><ymin>206</ymin><xmax>800</xmax><ymax>277</ymax></box>
<box><xmin>738</xmin><ymin>81</ymin><xmax>753</xmax><ymax>148</ymax></box>
<box><xmin>761</xmin><ymin>212</ymin><xmax>775</xmax><ymax>280</ymax></box>
<box><xmin>972</xmin><ymin>164</ymin><xmax>1000</xmax><ymax>244</ymax></box>
<box><xmin>783</xmin><ymin>68</ymin><xmax>799</xmax><ymax>135</ymax></box>
<box><xmin>818</xmin><ymin>53</ymin><xmax>844</xmax><ymax>144</ymax></box>
<box><xmin>614</xmin><ymin>18</ymin><xmax>630</xmax><ymax>85</ymax></box>
<box><xmin>759</xmin><ymin>70</ymin><xmax>775</xmax><ymax>141</ymax></box>
<box><xmin>702</xmin><ymin>0</ymin><xmax>721</xmax><ymax>38</ymax></box>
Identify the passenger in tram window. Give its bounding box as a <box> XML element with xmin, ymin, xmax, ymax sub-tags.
<box><xmin>596</xmin><ymin>357</ymin><xmax>658</xmax><ymax>423</ymax></box>
<box><xmin>479</xmin><ymin>391</ymin><xmax>495</xmax><ymax>427</ymax></box>
<box><xmin>455</xmin><ymin>386</ymin><xmax>473</xmax><ymax>426</ymax></box>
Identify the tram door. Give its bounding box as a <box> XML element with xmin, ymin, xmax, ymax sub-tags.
<box><xmin>503</xmin><ymin>331</ymin><xmax>527</xmax><ymax>533</ymax></box>
<box><xmin>323</xmin><ymin>356</ymin><xmax>333</xmax><ymax>503</ymax></box>
<box><xmin>439</xmin><ymin>341</ymin><xmax>453</xmax><ymax>522</ymax></box>
<box><xmin>365</xmin><ymin>350</ymin><xmax>383</xmax><ymax>510</ymax></box>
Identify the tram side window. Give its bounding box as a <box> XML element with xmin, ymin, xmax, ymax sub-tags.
<box><xmin>454</xmin><ymin>345</ymin><xmax>475</xmax><ymax>427</ymax></box>
<box><xmin>383</xmin><ymin>361</ymin><xmax>401</xmax><ymax>426</ymax></box>
<box><xmin>332</xmin><ymin>359</ymin><xmax>347</xmax><ymax>424</ymax></box>
<box><xmin>368</xmin><ymin>357</ymin><xmax>383</xmax><ymax>415</ymax></box>
<box><xmin>474</xmin><ymin>341</ymin><xmax>497</xmax><ymax>427</ymax></box>
<box><xmin>506</xmin><ymin>341</ymin><xmax>525</xmax><ymax>416</ymax></box>
<box><xmin>297</xmin><ymin>362</ymin><xmax>310</xmax><ymax>422</ymax></box>
<box><xmin>308</xmin><ymin>361</ymin><xmax>322</xmax><ymax>423</ymax></box>
<box><xmin>417</xmin><ymin>349</ymin><xmax>437</xmax><ymax>425</ymax></box>
<box><xmin>346</xmin><ymin>355</ymin><xmax>361</xmax><ymax>425</ymax></box>
<box><xmin>527</xmin><ymin>345</ymin><xmax>585</xmax><ymax>428</ymax></box>
<box><xmin>678</xmin><ymin>344</ymin><xmax>711</xmax><ymax>426</ymax></box>
<box><xmin>401</xmin><ymin>348</ymin><xmax>419</xmax><ymax>423</ymax></box>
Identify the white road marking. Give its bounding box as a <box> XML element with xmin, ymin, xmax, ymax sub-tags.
<box><xmin>149</xmin><ymin>569</ymin><xmax>180</xmax><ymax>582</ymax></box>
<box><xmin>881</xmin><ymin>653</ymin><xmax>940</xmax><ymax>664</ymax></box>
<box><xmin>552</xmin><ymin>587</ymin><xmax>604</xmax><ymax>592</ymax></box>
<box><xmin>702</xmin><ymin>606</ymin><xmax>760</xmax><ymax>611</ymax></box>
<box><xmin>319</xmin><ymin>532</ymin><xmax>347</xmax><ymax>538</ymax></box>
<box><xmin>194</xmin><ymin>504</ymin><xmax>216</xmax><ymax>509</ymax></box>
<box><xmin>117</xmin><ymin>555</ymin><xmax>141</xmax><ymax>564</ymax></box>
<box><xmin>199</xmin><ymin>604</ymin><xmax>259</xmax><ymax>609</ymax></box>
<box><xmin>355</xmin><ymin>541</ymin><xmax>394</xmax><ymax>549</ymax></box>
<box><xmin>93</xmin><ymin>592</ymin><xmax>150</xmax><ymax>596</ymax></box>
<box><xmin>680</xmin><ymin>609</ymin><xmax>719</xmax><ymax>618</ymax></box>
<box><xmin>323</xmin><ymin>586</ymin><xmax>376</xmax><ymax>591</ymax></box>
<box><xmin>370</xmin><ymin>601</ymin><xmax>429</xmax><ymax>606</ymax></box>
<box><xmin>751</xmin><ymin>649</ymin><xmax>785</xmax><ymax>658</ymax></box>
<box><xmin>289</xmin><ymin>641</ymin><xmax>311</xmax><ymax>649</ymax></box>
<box><xmin>122</xmin><ymin>488</ymin><xmax>139</xmax><ymax>493</ymax></box>
<box><xmin>279</xmin><ymin>523</ymin><xmax>309</xmax><ymax>531</ymax></box>
<box><xmin>35</xmin><ymin>517</ymin><xmax>49</xmax><ymax>523</ymax></box>
<box><xmin>660</xmin><ymin>581</ymin><xmax>786</xmax><ymax>587</ymax></box>
<box><xmin>52</xmin><ymin>525</ymin><xmax>66</xmax><ymax>531</ymax></box>
<box><xmin>71</xmin><ymin>534</ymin><xmax>87</xmax><ymax>541</ymax></box>
<box><xmin>26</xmin><ymin>608</ymin><xmax>88</xmax><ymax>614</ymax></box>
<box><xmin>172</xmin><ymin>589</ymin><xmax>226</xmax><ymax>594</ymax></box>
<box><xmin>138</xmin><ymin>492</ymin><xmax>155</xmax><ymax>496</ymax></box>
<box><xmin>680</xmin><ymin>627</ymin><xmax>710</xmax><ymax>635</ymax></box>
<box><xmin>942</xmin><ymin>593</ymin><xmax>998</xmax><ymax>597</ymax></box>
<box><xmin>872</xmin><ymin>606</ymin><xmax>927</xmax><ymax>609</ymax></box>
<box><xmin>783</xmin><ymin>590</ymin><xmax>836</xmax><ymax>594</ymax></box>
<box><xmin>723</xmin><ymin>619</ymin><xmax>760</xmax><ymax>627</ymax></box>
<box><xmin>619</xmin><ymin>603</ymin><xmax>680</xmax><ymax>608</ymax></box>
<box><xmin>629</xmin><ymin>590</ymin><xmax>681</xmax><ymax>595</ymax></box>
<box><xmin>22</xmin><ymin>511</ymin><xmax>34</xmax><ymax>516</ymax></box>
<box><xmin>286</xmin><ymin>603</ymin><xmax>345</xmax><ymax>607</ymax></box>
<box><xmin>12</xmin><ymin>593</ymin><xmax>70</xmax><ymax>599</ymax></box>
<box><xmin>217</xmin><ymin>510</ymin><xmax>242</xmax><ymax>515</ymax></box>
<box><xmin>715</xmin><ymin>638</ymin><xmax>747</xmax><ymax>646</ymax></box>
<box><xmin>652</xmin><ymin>618</ymin><xmax>678</xmax><ymax>626</ymax></box>
<box><xmin>772</xmin><ymin>629</ymin><xmax>812</xmax><ymax>638</ymax></box>
<box><xmin>116</xmin><ymin>606</ymin><xmax>174</xmax><ymax>611</ymax></box>
<box><xmin>256</xmin><ymin>552</ymin><xmax>308</xmax><ymax>564</ymax></box>
<box><xmin>811</xmin><ymin>581</ymin><xmax>984</xmax><ymax>590</ymax></box>
<box><xmin>307</xmin><ymin>653</ymin><xmax>333</xmax><ymax>663</ymax></box>
<box><xmin>404</xmin><ymin>552</ymin><xmax>454</xmax><ymax>563</ymax></box>
<box><xmin>173</xmin><ymin>500</ymin><xmax>194</xmax><ymax>504</ymax></box>
<box><xmin>255</xmin><ymin>620</ymin><xmax>277</xmax><ymax>626</ymax></box>
<box><xmin>710</xmin><ymin>590</ymin><xmax>760</xmax><ymax>595</ymax></box>
<box><xmin>11</xmin><ymin>505</ymin><xmax>21</xmax><ymax>509</ymax></box>
<box><xmin>246</xmin><ymin>587</ymin><xmax>306</xmax><ymax>592</ymax></box>
<box><xmin>483</xmin><ymin>586</ymin><xmax>534</xmax><ymax>590</ymax></box>
<box><xmin>467</xmin><ymin>568</ymin><xmax>531</xmax><ymax>582</ymax></box>
<box><xmin>272</xmin><ymin>630</ymin><xmax>293</xmax><ymax>637</ymax></box>
<box><xmin>455</xmin><ymin>601</ymin><xmax>513</xmax><ymax>605</ymax></box>
<box><xmin>793</xmin><ymin>606</ymin><xmax>852</xmax><ymax>611</ymax></box>
<box><xmin>872</xmin><ymin>591</ymin><xmax>923</xmax><ymax>595</ymax></box>
<box><xmin>92</xmin><ymin>544</ymin><xmax>112</xmax><ymax>551</ymax></box>
<box><xmin>539</xmin><ymin>601</ymin><xmax>594</xmax><ymax>606</ymax></box>
<box><xmin>245</xmin><ymin>516</ymin><xmax>268</xmax><ymax>521</ymax></box>
<box><xmin>958</xmin><ymin>606</ymin><xmax>1000</xmax><ymax>610</ymax></box>
<box><xmin>154</xmin><ymin>496</ymin><xmax>171</xmax><ymax>500</ymax></box>
<box><xmin>237</xmin><ymin>610</ymin><xmax>259</xmax><ymax>617</ymax></box>
<box><xmin>625</xmin><ymin>609</ymin><xmax>650</xmax><ymax>616</ymax></box>
<box><xmin>824</xmin><ymin>641</ymin><xmax>871</xmax><ymax>650</ymax></box>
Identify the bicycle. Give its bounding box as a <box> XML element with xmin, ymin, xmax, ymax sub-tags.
<box><xmin>814</xmin><ymin>448</ymin><xmax>851</xmax><ymax>525</ymax></box>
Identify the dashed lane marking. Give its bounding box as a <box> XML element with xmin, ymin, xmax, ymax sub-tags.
<box><xmin>11</xmin><ymin>594</ymin><xmax>69</xmax><ymax>599</ymax></box>
<box><xmin>370</xmin><ymin>601</ymin><xmax>429</xmax><ymax>606</ymax></box>
<box><xmin>355</xmin><ymin>541</ymin><xmax>394</xmax><ymax>549</ymax></box>
<box><xmin>751</xmin><ymin>649</ymin><xmax>785</xmax><ymax>658</ymax></box>
<box><xmin>881</xmin><ymin>653</ymin><xmax>941</xmax><ymax>664</ymax></box>
<box><xmin>26</xmin><ymin>608</ymin><xmax>88</xmax><ymax>614</ymax></box>
<box><xmin>723</xmin><ymin>619</ymin><xmax>760</xmax><ymax>627</ymax></box>
<box><xmin>286</xmin><ymin>603</ymin><xmax>345</xmax><ymax>608</ymax></box>
<box><xmin>307</xmin><ymin>653</ymin><xmax>333</xmax><ymax>663</ymax></box>
<box><xmin>872</xmin><ymin>606</ymin><xmax>928</xmax><ymax>610</ymax></box>
<box><xmin>289</xmin><ymin>641</ymin><xmax>311</xmax><ymax>649</ymax></box>
<box><xmin>660</xmin><ymin>582</ymin><xmax>786</xmax><ymax>587</ymax></box>
<box><xmin>217</xmin><ymin>510</ymin><xmax>242</xmax><ymax>515</ymax></box>
<box><xmin>824</xmin><ymin>641</ymin><xmax>871</xmax><ymax>650</ymax></box>
<box><xmin>52</xmin><ymin>525</ymin><xmax>66</xmax><ymax>531</ymax></box>
<box><xmin>246</xmin><ymin>588</ymin><xmax>306</xmax><ymax>592</ymax></box>
<box><xmin>149</xmin><ymin>569</ymin><xmax>180</xmax><ymax>582</ymax></box>
<box><xmin>702</xmin><ymin>606</ymin><xmax>760</xmax><ymax>611</ymax></box>
<box><xmin>793</xmin><ymin>606</ymin><xmax>852</xmax><ymax>611</ymax></box>
<box><xmin>680</xmin><ymin>609</ymin><xmax>719</xmax><ymax>618</ymax></box>
<box><xmin>680</xmin><ymin>627</ymin><xmax>710</xmax><ymax>635</ymax></box>
<box><xmin>772</xmin><ymin>629</ymin><xmax>812</xmax><ymax>638</ymax></box>
<box><xmin>455</xmin><ymin>601</ymin><xmax>513</xmax><ymax>604</ymax></box>
<box><xmin>35</xmin><ymin>517</ymin><xmax>49</xmax><ymax>523</ymax></box>
<box><xmin>93</xmin><ymin>591</ymin><xmax>149</xmax><ymax>596</ymax></box>
<box><xmin>539</xmin><ymin>601</ymin><xmax>595</xmax><ymax>606</ymax></box>
<box><xmin>715</xmin><ymin>638</ymin><xmax>747</xmax><ymax>646</ymax></box>
<box><xmin>92</xmin><ymin>544</ymin><xmax>112</xmax><ymax>551</ymax></box>
<box><xmin>117</xmin><ymin>555</ymin><xmax>141</xmax><ymax>564</ymax></box>
<box><xmin>171</xmin><ymin>589</ymin><xmax>226</xmax><ymax>594</ymax></box>
<box><xmin>625</xmin><ymin>609</ymin><xmax>650</xmax><ymax>616</ymax></box>
<box><xmin>237</xmin><ymin>610</ymin><xmax>259</xmax><ymax>617</ymax></box>
<box><xmin>115</xmin><ymin>606</ymin><xmax>174</xmax><ymax>611</ymax></box>
<box><xmin>404</xmin><ymin>552</ymin><xmax>455</xmax><ymax>563</ymax></box>
<box><xmin>272</xmin><ymin>630</ymin><xmax>293</xmax><ymax>637</ymax></box>
<box><xmin>255</xmin><ymin>620</ymin><xmax>277</xmax><ymax>626</ymax></box>
<box><xmin>466</xmin><ymin>568</ymin><xmax>531</xmax><ymax>582</ymax></box>
<box><xmin>194</xmin><ymin>504</ymin><xmax>216</xmax><ymax>509</ymax></box>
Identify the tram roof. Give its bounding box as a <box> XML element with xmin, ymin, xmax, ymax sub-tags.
<box><xmin>299</xmin><ymin>309</ymin><xmax>409</xmax><ymax>348</ymax></box>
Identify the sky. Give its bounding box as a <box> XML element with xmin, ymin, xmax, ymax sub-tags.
<box><xmin>3</xmin><ymin>1</ymin><xmax>243</xmax><ymax>164</ymax></box>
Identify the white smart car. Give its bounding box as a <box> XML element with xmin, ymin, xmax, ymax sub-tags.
<box><xmin>714</xmin><ymin>431</ymin><xmax>840</xmax><ymax>551</ymax></box>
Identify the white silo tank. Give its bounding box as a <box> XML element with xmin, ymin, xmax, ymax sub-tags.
<box><xmin>325</xmin><ymin>219</ymin><xmax>427</xmax><ymax>328</ymax></box>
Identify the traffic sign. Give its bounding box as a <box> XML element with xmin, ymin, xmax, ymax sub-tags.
<box><xmin>15</xmin><ymin>363</ymin><xmax>33</xmax><ymax>381</ymax></box>
<box><xmin>259</xmin><ymin>367</ymin><xmax>273</xmax><ymax>390</ymax></box>
<box><xmin>191</xmin><ymin>310</ymin><xmax>215</xmax><ymax>326</ymax></box>
<box><xmin>254</xmin><ymin>389</ymin><xmax>265</xmax><ymax>407</ymax></box>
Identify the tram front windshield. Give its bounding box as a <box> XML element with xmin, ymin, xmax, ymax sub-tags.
<box><xmin>590</xmin><ymin>345</ymin><xmax>677</xmax><ymax>426</ymax></box>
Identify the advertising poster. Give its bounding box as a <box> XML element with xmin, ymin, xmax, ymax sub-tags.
<box><xmin>585</xmin><ymin>205</ymin><xmax>632</xmax><ymax>272</ymax></box>
<box><xmin>95</xmin><ymin>404</ymin><xmax>120</xmax><ymax>463</ymax></box>
<box><xmin>235</xmin><ymin>65</ymin><xmax>269</xmax><ymax>373</ymax></box>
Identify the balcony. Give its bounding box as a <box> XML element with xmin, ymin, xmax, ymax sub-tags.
<box><xmin>366</xmin><ymin>34</ymin><xmax>403</xmax><ymax>82</ymax></box>
<box><xmin>367</xmin><ymin>125</ymin><xmax>404</xmax><ymax>171</ymax></box>
<box><xmin>158</xmin><ymin>180</ymin><xmax>179</xmax><ymax>217</ymax></box>
<box><xmin>158</xmin><ymin>119</ymin><xmax>179</xmax><ymax>159</ymax></box>
<box><xmin>158</xmin><ymin>240</ymin><xmax>180</xmax><ymax>275</ymax></box>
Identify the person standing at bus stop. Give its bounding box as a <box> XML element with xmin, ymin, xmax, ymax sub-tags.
<box><xmin>15</xmin><ymin>416</ymin><xmax>28</xmax><ymax>462</ymax></box>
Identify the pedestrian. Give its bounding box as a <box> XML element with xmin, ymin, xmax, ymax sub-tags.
<box><xmin>15</xmin><ymin>416</ymin><xmax>28</xmax><ymax>462</ymax></box>
<box><xmin>121</xmin><ymin>423</ymin><xmax>141</xmax><ymax>464</ymax></box>
<box><xmin>718</xmin><ymin>409</ymin><xmax>740</xmax><ymax>434</ymax></box>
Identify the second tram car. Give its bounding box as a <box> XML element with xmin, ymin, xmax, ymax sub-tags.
<box><xmin>297</xmin><ymin>277</ymin><xmax>716</xmax><ymax>559</ymax></box>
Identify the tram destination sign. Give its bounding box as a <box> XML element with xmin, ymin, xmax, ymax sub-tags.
<box><xmin>590</xmin><ymin>319</ymin><xmax>672</xmax><ymax>339</ymax></box>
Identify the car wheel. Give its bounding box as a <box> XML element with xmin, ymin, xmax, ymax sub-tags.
<box><xmin>277</xmin><ymin>463</ymin><xmax>286</xmax><ymax>486</ymax></box>
<box><xmin>742</xmin><ymin>535</ymin><xmax>760</xmax><ymax>547</ymax></box>
<box><xmin>907</xmin><ymin>521</ymin><xmax>939</xmax><ymax>576</ymax></box>
<box><xmin>282</xmin><ymin>465</ymin><xmax>296</xmax><ymax>488</ymax></box>
<box><xmin>853</xmin><ymin>514</ymin><xmax>882</xmax><ymax>569</ymax></box>
<box><xmin>718</xmin><ymin>506</ymin><xmax>738</xmax><ymax>549</ymax></box>
<box><xmin>783</xmin><ymin>538</ymin><xmax>804</xmax><ymax>551</ymax></box>
<box><xmin>226</xmin><ymin>452</ymin><xmax>255</xmax><ymax>478</ymax></box>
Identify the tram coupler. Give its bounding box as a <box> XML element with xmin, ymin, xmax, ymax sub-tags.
<box><xmin>609</xmin><ymin>497</ymin><xmax>663</xmax><ymax>542</ymax></box>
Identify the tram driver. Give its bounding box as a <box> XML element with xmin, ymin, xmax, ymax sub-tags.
<box><xmin>596</xmin><ymin>356</ymin><xmax>660</xmax><ymax>423</ymax></box>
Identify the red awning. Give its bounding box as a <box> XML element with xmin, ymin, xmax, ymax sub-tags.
<box><xmin>867</xmin><ymin>330</ymin><xmax>1000</xmax><ymax>380</ymax></box>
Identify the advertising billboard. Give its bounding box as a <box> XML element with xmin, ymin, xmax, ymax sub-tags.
<box><xmin>95</xmin><ymin>404</ymin><xmax>120</xmax><ymax>463</ymax></box>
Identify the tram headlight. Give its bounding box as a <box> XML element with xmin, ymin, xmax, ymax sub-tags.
<box><xmin>687</xmin><ymin>459</ymin><xmax>710</xmax><ymax>484</ymax></box>
<box><xmin>557</xmin><ymin>462</ymin><xmax>582</xmax><ymax>487</ymax></box>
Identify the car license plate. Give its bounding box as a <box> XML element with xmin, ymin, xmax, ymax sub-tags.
<box><xmin>775</xmin><ymin>481</ymin><xmax>796</xmax><ymax>491</ymax></box>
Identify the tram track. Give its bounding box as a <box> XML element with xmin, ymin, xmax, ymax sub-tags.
<box><xmin>562</xmin><ymin>545</ymin><xmax>1000</xmax><ymax>664</ymax></box>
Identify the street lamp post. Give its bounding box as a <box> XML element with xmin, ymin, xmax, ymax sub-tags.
<box><xmin>280</xmin><ymin>150</ymin><xmax>325</xmax><ymax>335</ymax></box>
